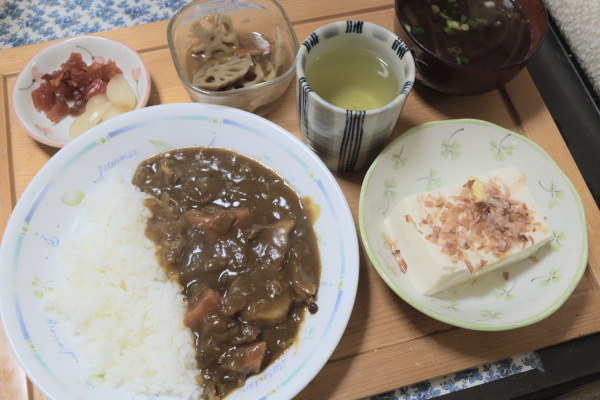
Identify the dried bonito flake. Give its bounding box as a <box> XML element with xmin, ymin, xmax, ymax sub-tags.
<box><xmin>187</xmin><ymin>13</ymin><xmax>287</xmax><ymax>91</ymax></box>
<box><xmin>418</xmin><ymin>176</ymin><xmax>540</xmax><ymax>271</ymax></box>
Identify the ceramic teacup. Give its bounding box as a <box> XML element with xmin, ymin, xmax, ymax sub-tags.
<box><xmin>296</xmin><ymin>20</ymin><xmax>415</xmax><ymax>172</ymax></box>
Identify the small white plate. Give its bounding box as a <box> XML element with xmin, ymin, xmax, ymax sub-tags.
<box><xmin>11</xmin><ymin>35</ymin><xmax>151</xmax><ymax>148</ymax></box>
<box><xmin>359</xmin><ymin>119</ymin><xmax>588</xmax><ymax>331</ymax></box>
<box><xmin>0</xmin><ymin>103</ymin><xmax>358</xmax><ymax>400</ymax></box>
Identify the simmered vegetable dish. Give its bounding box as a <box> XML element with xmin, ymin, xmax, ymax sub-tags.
<box><xmin>186</xmin><ymin>13</ymin><xmax>287</xmax><ymax>91</ymax></box>
<box><xmin>132</xmin><ymin>147</ymin><xmax>321</xmax><ymax>399</ymax></box>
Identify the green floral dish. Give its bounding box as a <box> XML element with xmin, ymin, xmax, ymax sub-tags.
<box><xmin>359</xmin><ymin>119</ymin><xmax>588</xmax><ymax>331</ymax></box>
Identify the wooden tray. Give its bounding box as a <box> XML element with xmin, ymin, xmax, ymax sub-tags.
<box><xmin>1</xmin><ymin>1</ymin><xmax>599</xmax><ymax>399</ymax></box>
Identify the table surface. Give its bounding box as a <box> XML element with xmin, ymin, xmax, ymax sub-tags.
<box><xmin>1</xmin><ymin>1</ymin><xmax>600</xmax><ymax>399</ymax></box>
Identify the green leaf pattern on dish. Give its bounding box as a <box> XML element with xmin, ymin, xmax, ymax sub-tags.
<box><xmin>441</xmin><ymin>301</ymin><xmax>460</xmax><ymax>311</ymax></box>
<box><xmin>490</xmin><ymin>134</ymin><xmax>514</xmax><ymax>161</ymax></box>
<box><xmin>417</xmin><ymin>168</ymin><xmax>441</xmax><ymax>191</ymax></box>
<box><xmin>441</xmin><ymin>128</ymin><xmax>463</xmax><ymax>160</ymax></box>
<box><xmin>150</xmin><ymin>139</ymin><xmax>175</xmax><ymax>151</ymax></box>
<box><xmin>539</xmin><ymin>180</ymin><xmax>564</xmax><ymax>209</ymax></box>
<box><xmin>531</xmin><ymin>268</ymin><xmax>562</xmax><ymax>287</ymax></box>
<box><xmin>546</xmin><ymin>230</ymin><xmax>566</xmax><ymax>252</ymax></box>
<box><xmin>61</xmin><ymin>190</ymin><xmax>85</xmax><ymax>206</ymax></box>
<box><xmin>297</xmin><ymin>326</ymin><xmax>316</xmax><ymax>349</ymax></box>
<box><xmin>493</xmin><ymin>281</ymin><xmax>516</xmax><ymax>302</ymax></box>
<box><xmin>32</xmin><ymin>276</ymin><xmax>53</xmax><ymax>299</ymax></box>
<box><xmin>479</xmin><ymin>310</ymin><xmax>504</xmax><ymax>321</ymax></box>
<box><xmin>383</xmin><ymin>177</ymin><xmax>398</xmax><ymax>214</ymax></box>
<box><xmin>391</xmin><ymin>145</ymin><xmax>407</xmax><ymax>169</ymax></box>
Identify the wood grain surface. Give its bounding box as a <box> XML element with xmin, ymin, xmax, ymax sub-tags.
<box><xmin>1</xmin><ymin>1</ymin><xmax>599</xmax><ymax>399</ymax></box>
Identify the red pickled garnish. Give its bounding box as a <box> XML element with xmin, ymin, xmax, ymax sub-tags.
<box><xmin>101</xmin><ymin>60</ymin><xmax>122</xmax><ymax>81</ymax></box>
<box><xmin>84</xmin><ymin>78</ymin><xmax>107</xmax><ymax>100</ymax></box>
<box><xmin>45</xmin><ymin>98</ymin><xmax>70</xmax><ymax>123</ymax></box>
<box><xmin>31</xmin><ymin>87</ymin><xmax>42</xmax><ymax>110</ymax></box>
<box><xmin>31</xmin><ymin>52</ymin><xmax>122</xmax><ymax>123</ymax></box>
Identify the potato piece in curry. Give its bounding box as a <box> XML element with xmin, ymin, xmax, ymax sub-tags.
<box><xmin>132</xmin><ymin>147</ymin><xmax>321</xmax><ymax>399</ymax></box>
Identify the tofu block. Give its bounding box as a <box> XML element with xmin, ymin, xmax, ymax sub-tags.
<box><xmin>383</xmin><ymin>166</ymin><xmax>552</xmax><ymax>295</ymax></box>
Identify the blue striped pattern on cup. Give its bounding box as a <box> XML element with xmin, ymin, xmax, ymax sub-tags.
<box><xmin>339</xmin><ymin>110</ymin><xmax>366</xmax><ymax>172</ymax></box>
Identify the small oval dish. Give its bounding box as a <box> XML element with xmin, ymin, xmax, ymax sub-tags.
<box><xmin>11</xmin><ymin>35</ymin><xmax>151</xmax><ymax>148</ymax></box>
<box><xmin>359</xmin><ymin>119</ymin><xmax>587</xmax><ymax>331</ymax></box>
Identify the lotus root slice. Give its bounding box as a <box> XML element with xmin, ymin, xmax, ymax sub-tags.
<box><xmin>190</xmin><ymin>13</ymin><xmax>239</xmax><ymax>59</ymax></box>
<box><xmin>191</xmin><ymin>56</ymin><xmax>252</xmax><ymax>90</ymax></box>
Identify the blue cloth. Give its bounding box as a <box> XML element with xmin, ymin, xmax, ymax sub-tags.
<box><xmin>0</xmin><ymin>0</ymin><xmax>188</xmax><ymax>49</ymax></box>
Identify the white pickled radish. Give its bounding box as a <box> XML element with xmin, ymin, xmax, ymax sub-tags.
<box><xmin>68</xmin><ymin>94</ymin><xmax>113</xmax><ymax>138</ymax></box>
<box><xmin>101</xmin><ymin>104</ymin><xmax>124</xmax><ymax>121</ymax></box>
<box><xmin>106</xmin><ymin>74</ymin><xmax>137</xmax><ymax>111</ymax></box>
<box><xmin>69</xmin><ymin>109</ymin><xmax>103</xmax><ymax>138</ymax></box>
<box><xmin>86</xmin><ymin>93</ymin><xmax>112</xmax><ymax>111</ymax></box>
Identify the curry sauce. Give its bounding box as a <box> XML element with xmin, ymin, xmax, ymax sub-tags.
<box><xmin>132</xmin><ymin>147</ymin><xmax>321</xmax><ymax>399</ymax></box>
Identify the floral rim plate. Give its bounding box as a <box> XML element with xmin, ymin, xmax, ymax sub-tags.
<box><xmin>11</xmin><ymin>35</ymin><xmax>151</xmax><ymax>148</ymax></box>
<box><xmin>359</xmin><ymin>119</ymin><xmax>588</xmax><ymax>331</ymax></box>
<box><xmin>0</xmin><ymin>103</ymin><xmax>359</xmax><ymax>399</ymax></box>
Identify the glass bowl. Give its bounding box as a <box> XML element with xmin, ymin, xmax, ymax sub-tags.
<box><xmin>167</xmin><ymin>0</ymin><xmax>299</xmax><ymax>115</ymax></box>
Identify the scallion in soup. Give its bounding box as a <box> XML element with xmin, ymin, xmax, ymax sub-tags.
<box><xmin>400</xmin><ymin>0</ymin><xmax>532</xmax><ymax>68</ymax></box>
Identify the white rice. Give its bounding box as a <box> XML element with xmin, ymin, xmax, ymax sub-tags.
<box><xmin>44</xmin><ymin>174</ymin><xmax>201</xmax><ymax>398</ymax></box>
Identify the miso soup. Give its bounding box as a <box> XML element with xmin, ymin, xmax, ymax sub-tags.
<box><xmin>305</xmin><ymin>47</ymin><xmax>400</xmax><ymax>111</ymax></box>
<box><xmin>399</xmin><ymin>0</ymin><xmax>531</xmax><ymax>68</ymax></box>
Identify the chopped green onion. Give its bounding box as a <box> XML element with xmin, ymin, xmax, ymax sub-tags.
<box><xmin>460</xmin><ymin>14</ymin><xmax>467</xmax><ymax>23</ymax></box>
<box><xmin>431</xmin><ymin>4</ymin><xmax>440</xmax><ymax>13</ymax></box>
<box><xmin>493</xmin><ymin>20</ymin><xmax>503</xmax><ymax>27</ymax></box>
<box><xmin>461</xmin><ymin>23</ymin><xmax>470</xmax><ymax>31</ymax></box>
<box><xmin>453</xmin><ymin>53</ymin><xmax>461</xmax><ymax>65</ymax></box>
<box><xmin>443</xmin><ymin>26</ymin><xmax>454</xmax><ymax>35</ymax></box>
<box><xmin>483</xmin><ymin>1</ymin><xmax>496</xmax><ymax>8</ymax></box>
<box><xmin>467</xmin><ymin>19</ymin><xmax>479</xmax><ymax>29</ymax></box>
<box><xmin>404</xmin><ymin>23</ymin><xmax>412</xmax><ymax>33</ymax></box>
<box><xmin>475</xmin><ymin>17</ymin><xmax>488</xmax><ymax>25</ymax></box>
<box><xmin>447</xmin><ymin>45</ymin><xmax>462</xmax><ymax>55</ymax></box>
<box><xmin>446</xmin><ymin>19</ymin><xmax>461</xmax><ymax>30</ymax></box>
<box><xmin>447</xmin><ymin>47</ymin><xmax>468</xmax><ymax>66</ymax></box>
<box><xmin>411</xmin><ymin>26</ymin><xmax>426</xmax><ymax>35</ymax></box>
<box><xmin>439</xmin><ymin>12</ymin><xmax>451</xmax><ymax>20</ymax></box>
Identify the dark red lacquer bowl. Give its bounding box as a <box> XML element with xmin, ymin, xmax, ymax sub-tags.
<box><xmin>394</xmin><ymin>0</ymin><xmax>547</xmax><ymax>96</ymax></box>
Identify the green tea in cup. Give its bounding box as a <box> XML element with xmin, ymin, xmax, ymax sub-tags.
<box><xmin>305</xmin><ymin>47</ymin><xmax>400</xmax><ymax>111</ymax></box>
